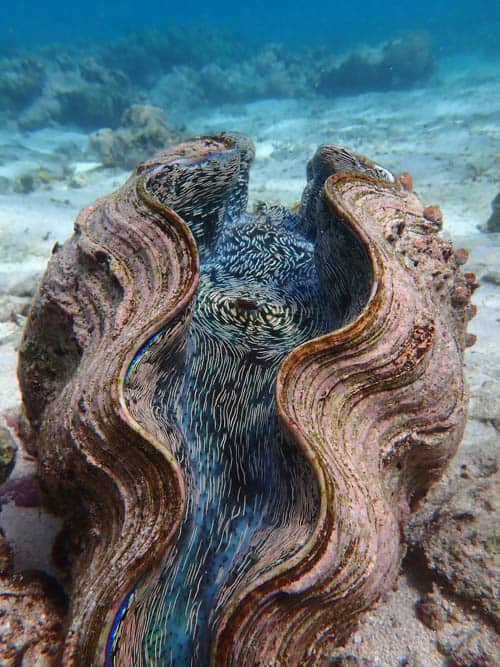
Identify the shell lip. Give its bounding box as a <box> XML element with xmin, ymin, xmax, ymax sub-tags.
<box><xmin>213</xmin><ymin>172</ymin><xmax>387</xmax><ymax>657</ymax></box>
<box><xmin>275</xmin><ymin>171</ymin><xmax>386</xmax><ymax>560</ymax></box>
<box><xmin>94</xmin><ymin>184</ymin><xmax>200</xmax><ymax>663</ymax></box>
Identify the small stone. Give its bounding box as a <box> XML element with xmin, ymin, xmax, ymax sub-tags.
<box><xmin>416</xmin><ymin>589</ymin><xmax>448</xmax><ymax>630</ymax></box>
<box><xmin>483</xmin><ymin>192</ymin><xmax>500</xmax><ymax>232</ymax></box>
<box><xmin>481</xmin><ymin>270</ymin><xmax>500</xmax><ymax>286</ymax></box>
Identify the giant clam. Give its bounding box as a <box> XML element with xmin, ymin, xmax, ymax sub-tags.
<box><xmin>18</xmin><ymin>132</ymin><xmax>474</xmax><ymax>666</ymax></box>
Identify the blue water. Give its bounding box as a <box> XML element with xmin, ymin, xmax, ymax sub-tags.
<box><xmin>1</xmin><ymin>0</ymin><xmax>499</xmax><ymax>54</ymax></box>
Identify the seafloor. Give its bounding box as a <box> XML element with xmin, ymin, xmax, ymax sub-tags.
<box><xmin>0</xmin><ymin>51</ymin><xmax>498</xmax><ymax>666</ymax></box>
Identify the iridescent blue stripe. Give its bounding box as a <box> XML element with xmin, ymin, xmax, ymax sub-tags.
<box><xmin>125</xmin><ymin>327</ymin><xmax>167</xmax><ymax>384</ymax></box>
<box><xmin>105</xmin><ymin>588</ymin><xmax>135</xmax><ymax>667</ymax></box>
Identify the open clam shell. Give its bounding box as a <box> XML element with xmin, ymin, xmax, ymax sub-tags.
<box><xmin>18</xmin><ymin>133</ymin><xmax>473</xmax><ymax>666</ymax></box>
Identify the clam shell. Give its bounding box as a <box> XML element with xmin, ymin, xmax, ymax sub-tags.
<box><xmin>18</xmin><ymin>134</ymin><xmax>472</xmax><ymax>666</ymax></box>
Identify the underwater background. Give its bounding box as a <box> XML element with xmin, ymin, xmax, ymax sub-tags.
<box><xmin>1</xmin><ymin>0</ymin><xmax>500</xmax><ymax>54</ymax></box>
<box><xmin>0</xmin><ymin>1</ymin><xmax>499</xmax><ymax>666</ymax></box>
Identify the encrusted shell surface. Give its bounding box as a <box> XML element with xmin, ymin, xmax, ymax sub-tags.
<box><xmin>17</xmin><ymin>133</ymin><xmax>473</xmax><ymax>666</ymax></box>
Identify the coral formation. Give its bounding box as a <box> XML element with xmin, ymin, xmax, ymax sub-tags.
<box><xmin>55</xmin><ymin>57</ymin><xmax>129</xmax><ymax>128</ymax></box>
<box><xmin>0</xmin><ymin>529</ymin><xmax>66</xmax><ymax>666</ymax></box>
<box><xmin>16</xmin><ymin>57</ymin><xmax>130</xmax><ymax>130</ymax></box>
<box><xmin>100</xmin><ymin>26</ymin><xmax>245</xmax><ymax>85</ymax></box>
<box><xmin>0</xmin><ymin>31</ymin><xmax>436</xmax><ymax>129</ymax></box>
<box><xmin>0</xmin><ymin>424</ymin><xmax>65</xmax><ymax>666</ymax></box>
<box><xmin>18</xmin><ymin>134</ymin><xmax>472</xmax><ymax>665</ymax></box>
<box><xmin>199</xmin><ymin>44</ymin><xmax>311</xmax><ymax>103</ymax></box>
<box><xmin>318</xmin><ymin>32</ymin><xmax>435</xmax><ymax>96</ymax></box>
<box><xmin>0</xmin><ymin>57</ymin><xmax>45</xmax><ymax>111</ymax></box>
<box><xmin>90</xmin><ymin>105</ymin><xmax>182</xmax><ymax>168</ymax></box>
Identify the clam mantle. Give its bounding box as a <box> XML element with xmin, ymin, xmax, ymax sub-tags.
<box><xmin>18</xmin><ymin>133</ymin><xmax>474</xmax><ymax>666</ymax></box>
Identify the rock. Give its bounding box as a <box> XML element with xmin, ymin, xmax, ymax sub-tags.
<box><xmin>436</xmin><ymin>615</ymin><xmax>499</xmax><ymax>667</ymax></box>
<box><xmin>399</xmin><ymin>653</ymin><xmax>425</xmax><ymax>667</ymax></box>
<box><xmin>0</xmin><ymin>569</ymin><xmax>66</xmax><ymax>666</ymax></box>
<box><xmin>408</xmin><ymin>457</ymin><xmax>499</xmax><ymax>667</ymax></box>
<box><xmin>0</xmin><ymin>436</ymin><xmax>65</xmax><ymax>666</ymax></box>
<box><xmin>416</xmin><ymin>584</ymin><xmax>452</xmax><ymax>631</ymax></box>
<box><xmin>410</xmin><ymin>470</ymin><xmax>499</xmax><ymax>621</ymax></box>
<box><xmin>469</xmin><ymin>380</ymin><xmax>500</xmax><ymax>430</ymax></box>
<box><xmin>8</xmin><ymin>272</ymin><xmax>42</xmax><ymax>298</ymax></box>
<box><xmin>481</xmin><ymin>270</ymin><xmax>500</xmax><ymax>285</ymax></box>
<box><xmin>482</xmin><ymin>192</ymin><xmax>500</xmax><ymax>233</ymax></box>
<box><xmin>415</xmin><ymin>577</ymin><xmax>499</xmax><ymax>666</ymax></box>
<box><xmin>90</xmin><ymin>104</ymin><xmax>181</xmax><ymax>168</ymax></box>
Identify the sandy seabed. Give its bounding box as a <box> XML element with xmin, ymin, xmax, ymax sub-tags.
<box><xmin>0</xmin><ymin>54</ymin><xmax>498</xmax><ymax>666</ymax></box>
